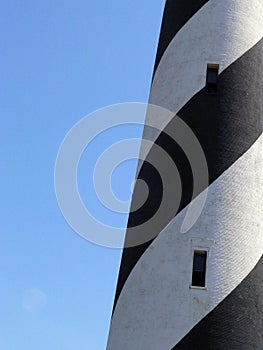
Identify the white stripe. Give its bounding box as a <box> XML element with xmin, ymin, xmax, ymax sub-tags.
<box><xmin>141</xmin><ymin>0</ymin><xmax>263</xmax><ymax>145</ymax></box>
<box><xmin>135</xmin><ymin>0</ymin><xmax>263</xmax><ymax>236</ymax></box>
<box><xmin>107</xmin><ymin>134</ymin><xmax>263</xmax><ymax>350</ymax></box>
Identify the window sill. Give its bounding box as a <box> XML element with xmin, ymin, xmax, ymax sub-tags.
<box><xmin>189</xmin><ymin>285</ymin><xmax>207</xmax><ymax>291</ymax></box>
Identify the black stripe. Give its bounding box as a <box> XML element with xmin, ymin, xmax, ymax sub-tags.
<box><xmin>153</xmin><ymin>0</ymin><xmax>209</xmax><ymax>74</ymax></box>
<box><xmin>113</xmin><ymin>37</ymin><xmax>263</xmax><ymax>310</ymax></box>
<box><xmin>172</xmin><ymin>256</ymin><xmax>263</xmax><ymax>350</ymax></box>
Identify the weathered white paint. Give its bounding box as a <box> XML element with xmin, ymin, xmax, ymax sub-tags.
<box><xmin>141</xmin><ymin>0</ymin><xmax>263</xmax><ymax>145</ymax></box>
<box><xmin>135</xmin><ymin>0</ymin><xmax>263</xmax><ymax>237</ymax></box>
<box><xmin>107</xmin><ymin>133</ymin><xmax>263</xmax><ymax>350</ymax></box>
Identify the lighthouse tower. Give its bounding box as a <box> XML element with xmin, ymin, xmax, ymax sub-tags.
<box><xmin>107</xmin><ymin>1</ymin><xmax>263</xmax><ymax>349</ymax></box>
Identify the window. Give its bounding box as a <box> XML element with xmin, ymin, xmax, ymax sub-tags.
<box><xmin>191</xmin><ymin>250</ymin><xmax>207</xmax><ymax>287</ymax></box>
<box><xmin>206</xmin><ymin>64</ymin><xmax>219</xmax><ymax>93</ymax></box>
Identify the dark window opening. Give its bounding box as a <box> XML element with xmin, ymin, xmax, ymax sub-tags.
<box><xmin>191</xmin><ymin>250</ymin><xmax>207</xmax><ymax>287</ymax></box>
<box><xmin>206</xmin><ymin>64</ymin><xmax>219</xmax><ymax>93</ymax></box>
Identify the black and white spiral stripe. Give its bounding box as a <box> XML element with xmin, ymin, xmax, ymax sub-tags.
<box><xmin>107</xmin><ymin>0</ymin><xmax>263</xmax><ymax>349</ymax></box>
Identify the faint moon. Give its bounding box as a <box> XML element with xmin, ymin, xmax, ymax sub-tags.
<box><xmin>22</xmin><ymin>288</ymin><xmax>47</xmax><ymax>313</ymax></box>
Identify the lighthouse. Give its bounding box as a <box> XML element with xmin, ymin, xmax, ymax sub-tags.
<box><xmin>107</xmin><ymin>1</ymin><xmax>263</xmax><ymax>349</ymax></box>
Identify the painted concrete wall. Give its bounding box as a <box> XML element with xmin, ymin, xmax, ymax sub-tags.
<box><xmin>145</xmin><ymin>0</ymin><xmax>263</xmax><ymax>144</ymax></box>
<box><xmin>108</xmin><ymin>134</ymin><xmax>263</xmax><ymax>349</ymax></box>
<box><xmin>107</xmin><ymin>0</ymin><xmax>263</xmax><ymax>348</ymax></box>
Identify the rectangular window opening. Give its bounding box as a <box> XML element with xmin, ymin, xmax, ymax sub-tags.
<box><xmin>206</xmin><ymin>64</ymin><xmax>219</xmax><ymax>94</ymax></box>
<box><xmin>191</xmin><ymin>250</ymin><xmax>207</xmax><ymax>288</ymax></box>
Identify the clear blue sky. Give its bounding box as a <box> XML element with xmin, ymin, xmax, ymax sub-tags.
<box><xmin>1</xmin><ymin>1</ymin><xmax>164</xmax><ymax>349</ymax></box>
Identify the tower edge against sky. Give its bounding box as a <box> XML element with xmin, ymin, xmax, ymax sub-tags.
<box><xmin>107</xmin><ymin>1</ymin><xmax>263</xmax><ymax>349</ymax></box>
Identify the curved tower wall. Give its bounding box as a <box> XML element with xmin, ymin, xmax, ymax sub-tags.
<box><xmin>107</xmin><ymin>1</ymin><xmax>263</xmax><ymax>349</ymax></box>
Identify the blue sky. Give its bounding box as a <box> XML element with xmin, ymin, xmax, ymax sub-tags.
<box><xmin>1</xmin><ymin>1</ymin><xmax>164</xmax><ymax>348</ymax></box>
